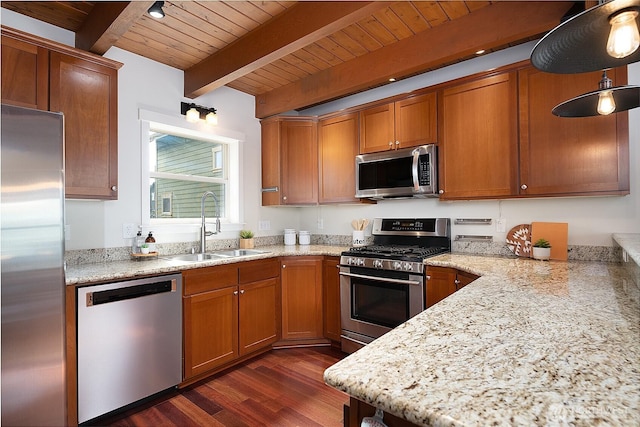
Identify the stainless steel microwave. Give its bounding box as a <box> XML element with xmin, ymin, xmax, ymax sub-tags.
<box><xmin>355</xmin><ymin>144</ymin><xmax>438</xmax><ymax>199</ymax></box>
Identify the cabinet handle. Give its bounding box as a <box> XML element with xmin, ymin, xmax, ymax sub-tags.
<box><xmin>521</xmin><ymin>184</ymin><xmax>528</xmax><ymax>190</ymax></box>
<box><xmin>426</xmin><ymin>275</ymin><xmax>431</xmax><ymax>280</ymax></box>
<box><xmin>111</xmin><ymin>185</ymin><xmax>117</xmax><ymax>191</ymax></box>
<box><xmin>395</xmin><ymin>141</ymin><xmax>400</xmax><ymax>148</ymax></box>
<box><xmin>388</xmin><ymin>141</ymin><xmax>393</xmax><ymax>149</ymax></box>
<box><xmin>438</xmin><ymin>189</ymin><xmax>444</xmax><ymax>194</ymax></box>
<box><xmin>283</xmin><ymin>196</ymin><xmax>287</xmax><ymax>201</ymax></box>
<box><xmin>282</xmin><ymin>264</ymin><xmax>286</xmax><ymax>269</ymax></box>
<box><xmin>240</xmin><ymin>289</ymin><xmax>245</xmax><ymax>294</ymax></box>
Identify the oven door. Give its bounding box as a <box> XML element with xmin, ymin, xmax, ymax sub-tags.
<box><xmin>339</xmin><ymin>266</ymin><xmax>424</xmax><ymax>352</ymax></box>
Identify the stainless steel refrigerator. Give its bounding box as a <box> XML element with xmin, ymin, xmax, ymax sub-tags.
<box><xmin>1</xmin><ymin>104</ymin><xmax>67</xmax><ymax>426</ymax></box>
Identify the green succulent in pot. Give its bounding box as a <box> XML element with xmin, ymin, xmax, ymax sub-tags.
<box><xmin>533</xmin><ymin>238</ymin><xmax>551</xmax><ymax>248</ymax></box>
<box><xmin>239</xmin><ymin>230</ymin><xmax>254</xmax><ymax>239</ymax></box>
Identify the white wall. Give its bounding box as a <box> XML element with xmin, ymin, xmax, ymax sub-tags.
<box><xmin>3</xmin><ymin>9</ymin><xmax>638</xmax><ymax>249</ymax></box>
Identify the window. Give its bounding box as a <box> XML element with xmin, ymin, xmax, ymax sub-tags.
<box><xmin>140</xmin><ymin>109</ymin><xmax>242</xmax><ymax>228</ymax></box>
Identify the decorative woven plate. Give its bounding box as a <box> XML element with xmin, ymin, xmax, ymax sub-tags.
<box><xmin>506</xmin><ymin>224</ymin><xmax>532</xmax><ymax>257</ymax></box>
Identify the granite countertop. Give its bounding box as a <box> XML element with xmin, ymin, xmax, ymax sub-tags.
<box><xmin>613</xmin><ymin>233</ymin><xmax>640</xmax><ymax>265</ymax></box>
<box><xmin>65</xmin><ymin>244</ymin><xmax>347</xmax><ymax>285</ymax></box>
<box><xmin>324</xmin><ymin>254</ymin><xmax>640</xmax><ymax>426</ymax></box>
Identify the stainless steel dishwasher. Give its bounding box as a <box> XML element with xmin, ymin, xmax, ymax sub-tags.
<box><xmin>77</xmin><ymin>273</ymin><xmax>182</xmax><ymax>424</ymax></box>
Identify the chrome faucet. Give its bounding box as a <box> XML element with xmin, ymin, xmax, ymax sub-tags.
<box><xmin>200</xmin><ymin>191</ymin><xmax>221</xmax><ymax>253</ymax></box>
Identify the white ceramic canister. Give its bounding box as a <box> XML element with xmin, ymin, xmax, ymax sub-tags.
<box><xmin>298</xmin><ymin>230</ymin><xmax>310</xmax><ymax>245</ymax></box>
<box><xmin>284</xmin><ymin>229</ymin><xmax>296</xmax><ymax>245</ymax></box>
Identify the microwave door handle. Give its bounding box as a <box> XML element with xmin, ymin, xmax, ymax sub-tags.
<box><xmin>411</xmin><ymin>147</ymin><xmax>422</xmax><ymax>191</ymax></box>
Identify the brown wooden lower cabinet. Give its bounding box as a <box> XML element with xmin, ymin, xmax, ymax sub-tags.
<box><xmin>425</xmin><ymin>266</ymin><xmax>478</xmax><ymax>308</ymax></box>
<box><xmin>182</xmin><ymin>259</ymin><xmax>280</xmax><ymax>382</ymax></box>
<box><xmin>346</xmin><ymin>397</ymin><xmax>419</xmax><ymax>427</ymax></box>
<box><xmin>280</xmin><ymin>256</ymin><xmax>324</xmax><ymax>342</ymax></box>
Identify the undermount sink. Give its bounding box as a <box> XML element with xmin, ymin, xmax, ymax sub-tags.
<box><xmin>161</xmin><ymin>249</ymin><xmax>269</xmax><ymax>263</ymax></box>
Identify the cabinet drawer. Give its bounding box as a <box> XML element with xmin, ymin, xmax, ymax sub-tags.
<box><xmin>183</xmin><ymin>264</ymin><xmax>239</xmax><ymax>295</ymax></box>
<box><xmin>239</xmin><ymin>258</ymin><xmax>280</xmax><ymax>283</ymax></box>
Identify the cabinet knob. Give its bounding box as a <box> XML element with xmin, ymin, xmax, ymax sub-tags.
<box><xmin>111</xmin><ymin>185</ymin><xmax>117</xmax><ymax>191</ymax></box>
<box><xmin>426</xmin><ymin>275</ymin><xmax>431</xmax><ymax>280</ymax></box>
<box><xmin>233</xmin><ymin>290</ymin><xmax>239</xmax><ymax>295</ymax></box>
<box><xmin>388</xmin><ymin>141</ymin><xmax>393</xmax><ymax>149</ymax></box>
<box><xmin>395</xmin><ymin>141</ymin><xmax>400</xmax><ymax>147</ymax></box>
<box><xmin>283</xmin><ymin>196</ymin><xmax>287</xmax><ymax>201</ymax></box>
<box><xmin>454</xmin><ymin>279</ymin><xmax>460</xmax><ymax>284</ymax></box>
<box><xmin>438</xmin><ymin>189</ymin><xmax>444</xmax><ymax>194</ymax></box>
<box><xmin>240</xmin><ymin>289</ymin><xmax>245</xmax><ymax>294</ymax></box>
<box><xmin>521</xmin><ymin>184</ymin><xmax>528</xmax><ymax>190</ymax></box>
<box><xmin>282</xmin><ymin>264</ymin><xmax>286</xmax><ymax>269</ymax></box>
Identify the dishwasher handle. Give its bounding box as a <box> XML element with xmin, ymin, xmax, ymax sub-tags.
<box><xmin>86</xmin><ymin>278</ymin><xmax>177</xmax><ymax>307</ymax></box>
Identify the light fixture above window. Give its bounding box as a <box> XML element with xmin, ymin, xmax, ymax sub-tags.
<box><xmin>147</xmin><ymin>1</ymin><xmax>165</xmax><ymax>19</ymax></box>
<box><xmin>180</xmin><ymin>102</ymin><xmax>218</xmax><ymax>125</ymax></box>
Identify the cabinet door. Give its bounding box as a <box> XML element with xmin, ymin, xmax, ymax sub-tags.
<box><xmin>183</xmin><ymin>286</ymin><xmax>238</xmax><ymax>379</ymax></box>
<box><xmin>280</xmin><ymin>119</ymin><xmax>318</xmax><ymax>204</ymax></box>
<box><xmin>425</xmin><ymin>266</ymin><xmax>457</xmax><ymax>308</ymax></box>
<box><xmin>322</xmin><ymin>257</ymin><xmax>341</xmax><ymax>342</ymax></box>
<box><xmin>518</xmin><ymin>66</ymin><xmax>629</xmax><ymax>196</ymax></box>
<box><xmin>456</xmin><ymin>270</ymin><xmax>478</xmax><ymax>289</ymax></box>
<box><xmin>318</xmin><ymin>112</ymin><xmax>359</xmax><ymax>203</ymax></box>
<box><xmin>239</xmin><ymin>278</ymin><xmax>279</xmax><ymax>356</ymax></box>
<box><xmin>359</xmin><ymin>103</ymin><xmax>395</xmax><ymax>153</ymax></box>
<box><xmin>395</xmin><ymin>92</ymin><xmax>437</xmax><ymax>149</ymax></box>
<box><xmin>1</xmin><ymin>34</ymin><xmax>48</xmax><ymax>110</ymax></box>
<box><xmin>439</xmin><ymin>72</ymin><xmax>519</xmax><ymax>199</ymax></box>
<box><xmin>49</xmin><ymin>51</ymin><xmax>118</xmax><ymax>199</ymax></box>
<box><xmin>280</xmin><ymin>257</ymin><xmax>323</xmax><ymax>340</ymax></box>
<box><xmin>261</xmin><ymin>118</ymin><xmax>281</xmax><ymax>206</ymax></box>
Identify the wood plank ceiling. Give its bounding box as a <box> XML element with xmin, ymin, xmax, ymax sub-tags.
<box><xmin>1</xmin><ymin>1</ymin><xmax>576</xmax><ymax>118</ymax></box>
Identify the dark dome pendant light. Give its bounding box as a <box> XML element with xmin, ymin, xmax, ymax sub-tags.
<box><xmin>531</xmin><ymin>0</ymin><xmax>640</xmax><ymax>117</ymax></box>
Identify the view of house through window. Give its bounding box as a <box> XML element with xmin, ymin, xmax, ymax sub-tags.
<box><xmin>148</xmin><ymin>131</ymin><xmax>228</xmax><ymax>220</ymax></box>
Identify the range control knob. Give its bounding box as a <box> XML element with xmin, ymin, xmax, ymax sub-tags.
<box><xmin>357</xmin><ymin>258</ymin><xmax>365</xmax><ymax>267</ymax></box>
<box><xmin>393</xmin><ymin>261</ymin><xmax>402</xmax><ymax>270</ymax></box>
<box><xmin>403</xmin><ymin>262</ymin><xmax>413</xmax><ymax>271</ymax></box>
<box><xmin>373</xmin><ymin>259</ymin><xmax>384</xmax><ymax>269</ymax></box>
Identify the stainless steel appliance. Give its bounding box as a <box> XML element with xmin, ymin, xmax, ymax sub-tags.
<box><xmin>340</xmin><ymin>218</ymin><xmax>451</xmax><ymax>353</ymax></box>
<box><xmin>77</xmin><ymin>273</ymin><xmax>183</xmax><ymax>423</ymax></box>
<box><xmin>355</xmin><ymin>144</ymin><xmax>438</xmax><ymax>199</ymax></box>
<box><xmin>1</xmin><ymin>104</ymin><xmax>67</xmax><ymax>426</ymax></box>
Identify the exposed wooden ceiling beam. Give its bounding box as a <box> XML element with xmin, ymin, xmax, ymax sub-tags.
<box><xmin>75</xmin><ymin>1</ymin><xmax>153</xmax><ymax>54</ymax></box>
<box><xmin>255</xmin><ymin>1</ymin><xmax>574</xmax><ymax>119</ymax></box>
<box><xmin>184</xmin><ymin>1</ymin><xmax>393</xmax><ymax>99</ymax></box>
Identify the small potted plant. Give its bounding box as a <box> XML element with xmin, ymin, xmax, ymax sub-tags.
<box><xmin>140</xmin><ymin>243</ymin><xmax>150</xmax><ymax>254</ymax></box>
<box><xmin>532</xmin><ymin>238</ymin><xmax>551</xmax><ymax>261</ymax></box>
<box><xmin>239</xmin><ymin>229</ymin><xmax>255</xmax><ymax>249</ymax></box>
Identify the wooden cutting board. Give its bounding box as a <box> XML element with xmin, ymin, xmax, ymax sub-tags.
<box><xmin>531</xmin><ymin>222</ymin><xmax>568</xmax><ymax>261</ymax></box>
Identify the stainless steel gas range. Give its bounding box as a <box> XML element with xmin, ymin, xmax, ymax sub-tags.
<box><xmin>339</xmin><ymin>218</ymin><xmax>451</xmax><ymax>353</ymax></box>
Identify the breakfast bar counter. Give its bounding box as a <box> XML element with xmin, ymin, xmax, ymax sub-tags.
<box><xmin>324</xmin><ymin>254</ymin><xmax>640</xmax><ymax>426</ymax></box>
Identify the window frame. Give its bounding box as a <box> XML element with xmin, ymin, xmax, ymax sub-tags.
<box><xmin>139</xmin><ymin>108</ymin><xmax>243</xmax><ymax>233</ymax></box>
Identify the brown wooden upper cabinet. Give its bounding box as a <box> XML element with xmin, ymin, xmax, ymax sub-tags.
<box><xmin>359</xmin><ymin>92</ymin><xmax>437</xmax><ymax>154</ymax></box>
<box><xmin>438</xmin><ymin>62</ymin><xmax>629</xmax><ymax>200</ymax></box>
<box><xmin>261</xmin><ymin>116</ymin><xmax>318</xmax><ymax>206</ymax></box>
<box><xmin>439</xmin><ymin>71</ymin><xmax>519</xmax><ymax>200</ymax></box>
<box><xmin>518</xmin><ymin>66</ymin><xmax>629</xmax><ymax>197</ymax></box>
<box><xmin>1</xmin><ymin>27</ymin><xmax>121</xmax><ymax>200</ymax></box>
<box><xmin>318</xmin><ymin>112</ymin><xmax>359</xmax><ymax>204</ymax></box>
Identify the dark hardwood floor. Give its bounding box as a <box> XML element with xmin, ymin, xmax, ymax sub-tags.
<box><xmin>100</xmin><ymin>347</ymin><xmax>348</xmax><ymax>427</ymax></box>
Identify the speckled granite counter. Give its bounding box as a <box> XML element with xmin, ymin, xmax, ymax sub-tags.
<box><xmin>65</xmin><ymin>245</ymin><xmax>347</xmax><ymax>285</ymax></box>
<box><xmin>324</xmin><ymin>254</ymin><xmax>640</xmax><ymax>426</ymax></box>
<box><xmin>613</xmin><ymin>233</ymin><xmax>640</xmax><ymax>265</ymax></box>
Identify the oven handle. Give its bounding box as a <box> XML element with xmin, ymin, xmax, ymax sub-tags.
<box><xmin>339</xmin><ymin>271</ymin><xmax>422</xmax><ymax>286</ymax></box>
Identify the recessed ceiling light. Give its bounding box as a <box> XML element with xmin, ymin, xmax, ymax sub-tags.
<box><xmin>147</xmin><ymin>1</ymin><xmax>165</xmax><ymax>19</ymax></box>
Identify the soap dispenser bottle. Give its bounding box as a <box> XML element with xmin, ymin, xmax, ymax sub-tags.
<box><xmin>145</xmin><ymin>232</ymin><xmax>156</xmax><ymax>252</ymax></box>
<box><xmin>132</xmin><ymin>231</ymin><xmax>144</xmax><ymax>253</ymax></box>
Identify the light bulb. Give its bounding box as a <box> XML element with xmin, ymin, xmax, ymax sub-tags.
<box><xmin>205</xmin><ymin>111</ymin><xmax>218</xmax><ymax>125</ymax></box>
<box><xmin>597</xmin><ymin>90</ymin><xmax>616</xmax><ymax>115</ymax></box>
<box><xmin>606</xmin><ymin>9</ymin><xmax>640</xmax><ymax>59</ymax></box>
<box><xmin>186</xmin><ymin>107</ymin><xmax>200</xmax><ymax>122</ymax></box>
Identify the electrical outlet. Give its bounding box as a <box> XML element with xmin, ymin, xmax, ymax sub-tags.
<box><xmin>258</xmin><ymin>220</ymin><xmax>270</xmax><ymax>231</ymax></box>
<box><xmin>317</xmin><ymin>218</ymin><xmax>324</xmax><ymax>229</ymax></box>
<box><xmin>122</xmin><ymin>223</ymin><xmax>137</xmax><ymax>238</ymax></box>
<box><xmin>496</xmin><ymin>218</ymin><xmax>506</xmax><ymax>233</ymax></box>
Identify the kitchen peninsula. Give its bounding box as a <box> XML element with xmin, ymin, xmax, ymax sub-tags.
<box><xmin>324</xmin><ymin>253</ymin><xmax>640</xmax><ymax>426</ymax></box>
